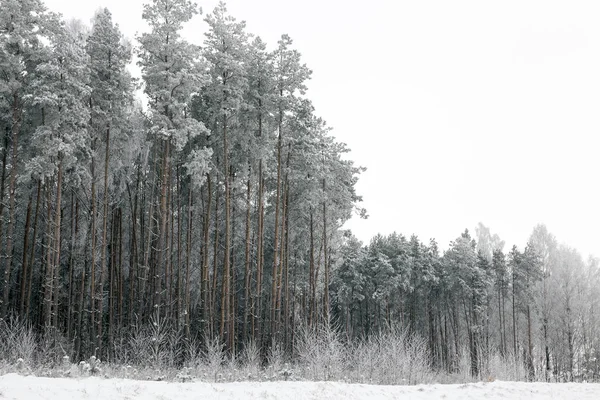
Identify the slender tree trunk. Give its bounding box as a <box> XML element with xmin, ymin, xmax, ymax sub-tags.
<box><xmin>157</xmin><ymin>139</ymin><xmax>171</xmax><ymax>314</ymax></box>
<box><xmin>501</xmin><ymin>287</ymin><xmax>507</xmax><ymax>357</ymax></box>
<box><xmin>283</xmin><ymin>192</ymin><xmax>291</xmax><ymax>351</ymax></box>
<box><xmin>308</xmin><ymin>210</ymin><xmax>315</xmax><ymax>327</ymax></box>
<box><xmin>51</xmin><ymin>161</ymin><xmax>64</xmax><ymax>328</ymax></box>
<box><xmin>166</xmin><ymin>163</ymin><xmax>174</xmax><ymax>321</ymax></box>
<box><xmin>142</xmin><ymin>157</ymin><xmax>158</xmax><ymax>321</ymax></box>
<box><xmin>43</xmin><ymin>180</ymin><xmax>54</xmax><ymax>328</ymax></box>
<box><xmin>175</xmin><ymin>167</ymin><xmax>182</xmax><ymax>329</ymax></box>
<box><xmin>512</xmin><ymin>271</ymin><xmax>517</xmax><ymax>359</ymax></box>
<box><xmin>108</xmin><ymin>209</ymin><xmax>116</xmax><ymax>360</ymax></box>
<box><xmin>19</xmin><ymin>191</ymin><xmax>33</xmax><ymax>315</ymax></box>
<box><xmin>254</xmin><ymin>160</ymin><xmax>264</xmax><ymax>343</ymax></box>
<box><xmin>270</xmin><ymin>111</ymin><xmax>283</xmax><ymax>338</ymax></box>
<box><xmin>229</xmin><ymin>185</ymin><xmax>236</xmax><ymax>353</ymax></box>
<box><xmin>25</xmin><ymin>181</ymin><xmax>41</xmax><ymax>319</ymax></box>
<box><xmin>275</xmin><ymin>182</ymin><xmax>287</xmax><ymax>336</ymax></box>
<box><xmin>98</xmin><ymin>125</ymin><xmax>112</xmax><ymax>358</ymax></box>
<box><xmin>2</xmin><ymin>93</ymin><xmax>23</xmax><ymax>317</ymax></box>
<box><xmin>243</xmin><ymin>167</ymin><xmax>252</xmax><ymax>343</ymax></box>
<box><xmin>253</xmin><ymin>102</ymin><xmax>265</xmax><ymax>344</ymax></box>
<box><xmin>184</xmin><ymin>184</ymin><xmax>193</xmax><ymax>338</ymax></box>
<box><xmin>66</xmin><ymin>193</ymin><xmax>77</xmax><ymax>339</ymax></box>
<box><xmin>201</xmin><ymin>174</ymin><xmax>212</xmax><ymax>337</ymax></box>
<box><xmin>76</xmin><ymin>234</ymin><xmax>87</xmax><ymax>359</ymax></box>
<box><xmin>117</xmin><ymin>208</ymin><xmax>123</xmax><ymax>331</ymax></box>
<box><xmin>127</xmin><ymin>180</ymin><xmax>139</xmax><ymax>326</ymax></box>
<box><xmin>0</xmin><ymin>128</ymin><xmax>10</xmax><ymax>272</ymax></box>
<box><xmin>211</xmin><ymin>183</ymin><xmax>220</xmax><ymax>339</ymax></box>
<box><xmin>221</xmin><ymin>113</ymin><xmax>231</xmax><ymax>349</ymax></box>
<box><xmin>90</xmin><ymin>146</ymin><xmax>99</xmax><ymax>353</ymax></box>
<box><xmin>322</xmin><ymin>177</ymin><xmax>329</xmax><ymax>324</ymax></box>
<box><xmin>526</xmin><ymin>304</ymin><xmax>534</xmax><ymax>380</ymax></box>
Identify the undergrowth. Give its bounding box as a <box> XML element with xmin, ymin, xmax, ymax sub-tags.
<box><xmin>0</xmin><ymin>316</ymin><xmax>535</xmax><ymax>385</ymax></box>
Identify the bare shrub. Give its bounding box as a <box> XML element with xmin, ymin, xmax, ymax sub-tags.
<box><xmin>0</xmin><ymin>317</ymin><xmax>37</xmax><ymax>367</ymax></box>
<box><xmin>295</xmin><ymin>323</ymin><xmax>346</xmax><ymax>381</ymax></box>
<box><xmin>202</xmin><ymin>336</ymin><xmax>225</xmax><ymax>382</ymax></box>
<box><xmin>348</xmin><ymin>326</ymin><xmax>432</xmax><ymax>385</ymax></box>
<box><xmin>484</xmin><ymin>350</ymin><xmax>528</xmax><ymax>382</ymax></box>
<box><xmin>128</xmin><ymin>313</ymin><xmax>181</xmax><ymax>369</ymax></box>
<box><xmin>239</xmin><ymin>340</ymin><xmax>261</xmax><ymax>381</ymax></box>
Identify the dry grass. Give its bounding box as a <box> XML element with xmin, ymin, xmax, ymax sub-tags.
<box><xmin>0</xmin><ymin>318</ymin><xmax>537</xmax><ymax>385</ymax></box>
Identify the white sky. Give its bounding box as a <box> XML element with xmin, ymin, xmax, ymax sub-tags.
<box><xmin>43</xmin><ymin>0</ymin><xmax>600</xmax><ymax>259</ymax></box>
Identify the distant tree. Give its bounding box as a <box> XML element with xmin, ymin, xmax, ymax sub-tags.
<box><xmin>528</xmin><ymin>224</ymin><xmax>557</xmax><ymax>379</ymax></box>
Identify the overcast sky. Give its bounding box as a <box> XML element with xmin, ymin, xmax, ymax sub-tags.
<box><xmin>43</xmin><ymin>0</ymin><xmax>599</xmax><ymax>260</ymax></box>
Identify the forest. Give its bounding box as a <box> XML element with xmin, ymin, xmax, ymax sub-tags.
<box><xmin>1</xmin><ymin>0</ymin><xmax>599</xmax><ymax>383</ymax></box>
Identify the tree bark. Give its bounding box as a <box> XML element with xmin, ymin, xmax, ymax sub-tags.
<box><xmin>2</xmin><ymin>92</ymin><xmax>23</xmax><ymax>317</ymax></box>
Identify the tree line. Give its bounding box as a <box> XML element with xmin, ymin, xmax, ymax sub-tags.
<box><xmin>333</xmin><ymin>224</ymin><xmax>600</xmax><ymax>381</ymax></box>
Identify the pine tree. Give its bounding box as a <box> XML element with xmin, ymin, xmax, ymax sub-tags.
<box><xmin>137</xmin><ymin>0</ymin><xmax>209</xmax><ymax>319</ymax></box>
<box><xmin>0</xmin><ymin>0</ymin><xmax>54</xmax><ymax>317</ymax></box>
<box><xmin>27</xmin><ymin>16</ymin><xmax>91</xmax><ymax>329</ymax></box>
<box><xmin>86</xmin><ymin>7</ymin><xmax>135</xmax><ymax>358</ymax></box>
<box><xmin>202</xmin><ymin>1</ymin><xmax>249</xmax><ymax>351</ymax></box>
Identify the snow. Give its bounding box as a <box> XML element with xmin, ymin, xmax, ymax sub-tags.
<box><xmin>1</xmin><ymin>374</ymin><xmax>600</xmax><ymax>400</ymax></box>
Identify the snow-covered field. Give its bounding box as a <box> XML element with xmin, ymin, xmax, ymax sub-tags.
<box><xmin>1</xmin><ymin>374</ymin><xmax>600</xmax><ymax>400</ymax></box>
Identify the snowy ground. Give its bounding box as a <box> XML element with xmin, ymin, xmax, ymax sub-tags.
<box><xmin>1</xmin><ymin>374</ymin><xmax>600</xmax><ymax>399</ymax></box>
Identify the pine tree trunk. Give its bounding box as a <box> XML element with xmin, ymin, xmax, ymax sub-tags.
<box><xmin>176</xmin><ymin>168</ymin><xmax>182</xmax><ymax>329</ymax></box>
<box><xmin>185</xmin><ymin>184</ymin><xmax>193</xmax><ymax>338</ymax></box>
<box><xmin>51</xmin><ymin>161</ymin><xmax>63</xmax><ymax>328</ymax></box>
<box><xmin>221</xmin><ymin>112</ymin><xmax>231</xmax><ymax>350</ymax></box>
<box><xmin>283</xmin><ymin>193</ymin><xmax>291</xmax><ymax>352</ymax></box>
<box><xmin>90</xmin><ymin>144</ymin><xmax>98</xmax><ymax>352</ymax></box>
<box><xmin>142</xmin><ymin>158</ymin><xmax>158</xmax><ymax>321</ymax></box>
<box><xmin>211</xmin><ymin>184</ymin><xmax>220</xmax><ymax>339</ymax></box>
<box><xmin>0</xmin><ymin>128</ymin><xmax>9</xmax><ymax>279</ymax></box>
<box><xmin>322</xmin><ymin>178</ymin><xmax>329</xmax><ymax>324</ymax></box>
<box><xmin>43</xmin><ymin>179</ymin><xmax>54</xmax><ymax>328</ymax></box>
<box><xmin>254</xmin><ymin>160</ymin><xmax>264</xmax><ymax>343</ymax></box>
<box><xmin>243</xmin><ymin>169</ymin><xmax>252</xmax><ymax>344</ymax></box>
<box><xmin>117</xmin><ymin>208</ymin><xmax>123</xmax><ymax>331</ymax></box>
<box><xmin>275</xmin><ymin>182</ymin><xmax>287</xmax><ymax>337</ymax></box>
<box><xmin>126</xmin><ymin>180</ymin><xmax>139</xmax><ymax>326</ymax></box>
<box><xmin>201</xmin><ymin>174</ymin><xmax>212</xmax><ymax>337</ymax></box>
<box><xmin>19</xmin><ymin>191</ymin><xmax>33</xmax><ymax>315</ymax></box>
<box><xmin>24</xmin><ymin>181</ymin><xmax>41</xmax><ymax>319</ymax></box>
<box><xmin>166</xmin><ymin>164</ymin><xmax>174</xmax><ymax>321</ymax></box>
<box><xmin>270</xmin><ymin>112</ymin><xmax>283</xmax><ymax>338</ymax></box>
<box><xmin>76</xmin><ymin>234</ymin><xmax>87</xmax><ymax>359</ymax></box>
<box><xmin>157</xmin><ymin>139</ymin><xmax>171</xmax><ymax>314</ymax></box>
<box><xmin>108</xmin><ymin>209</ymin><xmax>115</xmax><ymax>360</ymax></box>
<box><xmin>1</xmin><ymin>93</ymin><xmax>23</xmax><ymax>317</ymax></box>
<box><xmin>512</xmin><ymin>271</ymin><xmax>517</xmax><ymax>359</ymax></box>
<box><xmin>308</xmin><ymin>210</ymin><xmax>315</xmax><ymax>327</ymax></box>
<box><xmin>66</xmin><ymin>193</ymin><xmax>76</xmax><ymax>339</ymax></box>
<box><xmin>99</xmin><ymin>126</ymin><xmax>111</xmax><ymax>358</ymax></box>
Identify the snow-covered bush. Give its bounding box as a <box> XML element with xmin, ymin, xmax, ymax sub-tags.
<box><xmin>347</xmin><ymin>325</ymin><xmax>432</xmax><ymax>385</ymax></box>
<box><xmin>202</xmin><ymin>336</ymin><xmax>226</xmax><ymax>382</ymax></box>
<box><xmin>128</xmin><ymin>313</ymin><xmax>182</xmax><ymax>369</ymax></box>
<box><xmin>238</xmin><ymin>340</ymin><xmax>261</xmax><ymax>381</ymax></box>
<box><xmin>295</xmin><ymin>323</ymin><xmax>346</xmax><ymax>381</ymax></box>
<box><xmin>0</xmin><ymin>317</ymin><xmax>37</xmax><ymax>368</ymax></box>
